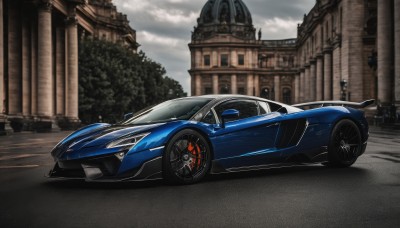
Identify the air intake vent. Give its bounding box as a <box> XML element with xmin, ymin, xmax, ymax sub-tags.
<box><xmin>276</xmin><ymin>119</ymin><xmax>307</xmax><ymax>148</ymax></box>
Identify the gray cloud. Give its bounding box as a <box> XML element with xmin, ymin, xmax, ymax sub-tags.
<box><xmin>113</xmin><ymin>0</ymin><xmax>315</xmax><ymax>95</ymax></box>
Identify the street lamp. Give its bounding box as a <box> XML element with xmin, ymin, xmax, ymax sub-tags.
<box><xmin>340</xmin><ymin>79</ymin><xmax>348</xmax><ymax>101</ymax></box>
<box><xmin>368</xmin><ymin>50</ymin><xmax>377</xmax><ymax>71</ymax></box>
<box><xmin>168</xmin><ymin>89</ymin><xmax>173</xmax><ymax>99</ymax></box>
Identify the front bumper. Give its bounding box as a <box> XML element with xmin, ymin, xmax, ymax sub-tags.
<box><xmin>48</xmin><ymin>146</ymin><xmax>165</xmax><ymax>182</ymax></box>
<box><xmin>48</xmin><ymin>156</ymin><xmax>163</xmax><ymax>182</ymax></box>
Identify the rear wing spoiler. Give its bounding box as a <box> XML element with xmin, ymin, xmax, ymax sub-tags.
<box><xmin>293</xmin><ymin>99</ymin><xmax>375</xmax><ymax>109</ymax></box>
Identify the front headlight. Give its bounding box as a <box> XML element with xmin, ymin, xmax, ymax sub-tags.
<box><xmin>106</xmin><ymin>133</ymin><xmax>150</xmax><ymax>149</ymax></box>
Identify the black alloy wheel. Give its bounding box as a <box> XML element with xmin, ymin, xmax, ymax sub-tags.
<box><xmin>163</xmin><ymin>129</ymin><xmax>211</xmax><ymax>184</ymax></box>
<box><xmin>326</xmin><ymin>119</ymin><xmax>362</xmax><ymax>167</ymax></box>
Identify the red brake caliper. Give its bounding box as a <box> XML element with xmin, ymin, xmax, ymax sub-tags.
<box><xmin>187</xmin><ymin>142</ymin><xmax>202</xmax><ymax>169</ymax></box>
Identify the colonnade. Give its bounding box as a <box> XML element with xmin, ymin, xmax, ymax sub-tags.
<box><xmin>0</xmin><ymin>0</ymin><xmax>80</xmax><ymax>131</ymax></box>
<box><xmin>193</xmin><ymin>73</ymin><xmax>298</xmax><ymax>104</ymax></box>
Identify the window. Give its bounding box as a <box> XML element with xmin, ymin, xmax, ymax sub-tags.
<box><xmin>238</xmin><ymin>54</ymin><xmax>245</xmax><ymax>65</ymax></box>
<box><xmin>258</xmin><ymin>102</ymin><xmax>271</xmax><ymax>115</ymax></box>
<box><xmin>122</xmin><ymin>98</ymin><xmax>213</xmax><ymax>124</ymax></box>
<box><xmin>204</xmin><ymin>55</ymin><xmax>210</xmax><ymax>66</ymax></box>
<box><xmin>221</xmin><ymin>54</ymin><xmax>229</xmax><ymax>66</ymax></box>
<box><xmin>205</xmin><ymin>87</ymin><xmax>212</xmax><ymax>95</ymax></box>
<box><xmin>214</xmin><ymin>100</ymin><xmax>259</xmax><ymax>123</ymax></box>
<box><xmin>268</xmin><ymin>102</ymin><xmax>283</xmax><ymax>112</ymax></box>
<box><xmin>282</xmin><ymin>88</ymin><xmax>292</xmax><ymax>104</ymax></box>
<box><xmin>261</xmin><ymin>88</ymin><xmax>270</xmax><ymax>99</ymax></box>
<box><xmin>202</xmin><ymin>111</ymin><xmax>216</xmax><ymax>124</ymax></box>
<box><xmin>238</xmin><ymin>87</ymin><xmax>246</xmax><ymax>95</ymax></box>
<box><xmin>220</xmin><ymin>84</ymin><xmax>230</xmax><ymax>94</ymax></box>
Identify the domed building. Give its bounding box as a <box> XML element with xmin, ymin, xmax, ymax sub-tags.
<box><xmin>189</xmin><ymin>0</ymin><xmax>298</xmax><ymax>104</ymax></box>
<box><xmin>194</xmin><ymin>0</ymin><xmax>255</xmax><ymax>40</ymax></box>
<box><xmin>190</xmin><ymin>0</ymin><xmax>400</xmax><ymax>120</ymax></box>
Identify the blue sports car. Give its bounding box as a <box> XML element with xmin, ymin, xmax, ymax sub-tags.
<box><xmin>48</xmin><ymin>95</ymin><xmax>373</xmax><ymax>184</ymax></box>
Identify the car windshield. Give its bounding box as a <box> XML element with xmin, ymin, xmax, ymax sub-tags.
<box><xmin>122</xmin><ymin>98</ymin><xmax>213</xmax><ymax>125</ymax></box>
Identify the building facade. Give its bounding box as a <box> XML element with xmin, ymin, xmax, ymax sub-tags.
<box><xmin>0</xmin><ymin>0</ymin><xmax>137</xmax><ymax>133</ymax></box>
<box><xmin>189</xmin><ymin>0</ymin><xmax>400</xmax><ymax>113</ymax></box>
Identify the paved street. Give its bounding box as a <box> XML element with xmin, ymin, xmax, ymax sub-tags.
<box><xmin>0</xmin><ymin>128</ymin><xmax>400</xmax><ymax>228</ymax></box>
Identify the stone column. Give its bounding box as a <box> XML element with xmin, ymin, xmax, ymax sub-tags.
<box><xmin>22</xmin><ymin>10</ymin><xmax>31</xmax><ymax>117</ymax></box>
<box><xmin>332</xmin><ymin>47</ymin><xmax>341</xmax><ymax>100</ymax></box>
<box><xmin>56</xmin><ymin>28</ymin><xmax>65</xmax><ymax>115</ymax></box>
<box><xmin>395</xmin><ymin>0</ymin><xmax>400</xmax><ymax>105</ymax></box>
<box><xmin>323</xmin><ymin>47</ymin><xmax>332</xmax><ymax>100</ymax></box>
<box><xmin>377</xmin><ymin>0</ymin><xmax>393</xmax><ymax>105</ymax></box>
<box><xmin>212</xmin><ymin>74</ymin><xmax>218</xmax><ymax>94</ymax></box>
<box><xmin>231</xmin><ymin>74</ymin><xmax>237</xmax><ymax>94</ymax></box>
<box><xmin>65</xmin><ymin>15</ymin><xmax>79</xmax><ymax>120</ymax></box>
<box><xmin>310</xmin><ymin>59</ymin><xmax>316</xmax><ymax>101</ymax></box>
<box><xmin>246</xmin><ymin>49</ymin><xmax>253</xmax><ymax>68</ymax></box>
<box><xmin>343</xmin><ymin>0</ymin><xmax>365</xmax><ymax>102</ymax></box>
<box><xmin>31</xmin><ymin>18</ymin><xmax>38</xmax><ymax>116</ymax></box>
<box><xmin>316</xmin><ymin>55</ymin><xmax>323</xmax><ymax>101</ymax></box>
<box><xmin>8</xmin><ymin>1</ymin><xmax>22</xmax><ymax>116</ymax></box>
<box><xmin>304</xmin><ymin>65</ymin><xmax>310</xmax><ymax>101</ymax></box>
<box><xmin>254</xmin><ymin>74</ymin><xmax>260</xmax><ymax>97</ymax></box>
<box><xmin>274</xmin><ymin>76</ymin><xmax>280</xmax><ymax>102</ymax></box>
<box><xmin>195</xmin><ymin>50</ymin><xmax>202</xmax><ymax>68</ymax></box>
<box><xmin>300</xmin><ymin>69</ymin><xmax>305</xmax><ymax>102</ymax></box>
<box><xmin>195</xmin><ymin>74</ymin><xmax>201</xmax><ymax>96</ymax></box>
<box><xmin>247</xmin><ymin>74</ymin><xmax>254</xmax><ymax>96</ymax></box>
<box><xmin>231</xmin><ymin>49</ymin><xmax>237</xmax><ymax>67</ymax></box>
<box><xmin>0</xmin><ymin>0</ymin><xmax>4</xmax><ymax>117</ymax></box>
<box><xmin>252</xmin><ymin>50</ymin><xmax>258</xmax><ymax>68</ymax></box>
<box><xmin>212</xmin><ymin>50</ymin><xmax>218</xmax><ymax>67</ymax></box>
<box><xmin>37</xmin><ymin>1</ymin><xmax>53</xmax><ymax>119</ymax></box>
<box><xmin>294</xmin><ymin>74</ymin><xmax>300</xmax><ymax>103</ymax></box>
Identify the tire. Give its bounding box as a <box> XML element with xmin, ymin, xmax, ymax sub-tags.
<box><xmin>325</xmin><ymin>119</ymin><xmax>362</xmax><ymax>167</ymax></box>
<box><xmin>163</xmin><ymin>129</ymin><xmax>211</xmax><ymax>184</ymax></box>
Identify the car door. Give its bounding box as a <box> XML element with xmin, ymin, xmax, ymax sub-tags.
<box><xmin>210</xmin><ymin>99</ymin><xmax>282</xmax><ymax>168</ymax></box>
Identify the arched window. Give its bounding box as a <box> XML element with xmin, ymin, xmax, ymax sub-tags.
<box><xmin>282</xmin><ymin>88</ymin><xmax>292</xmax><ymax>104</ymax></box>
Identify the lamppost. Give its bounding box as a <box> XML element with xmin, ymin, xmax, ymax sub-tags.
<box><xmin>168</xmin><ymin>89</ymin><xmax>173</xmax><ymax>99</ymax></box>
<box><xmin>340</xmin><ymin>79</ymin><xmax>348</xmax><ymax>101</ymax></box>
<box><xmin>368</xmin><ymin>50</ymin><xmax>377</xmax><ymax>71</ymax></box>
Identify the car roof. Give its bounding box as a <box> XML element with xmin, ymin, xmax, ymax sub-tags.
<box><xmin>179</xmin><ymin>94</ymin><xmax>283</xmax><ymax>105</ymax></box>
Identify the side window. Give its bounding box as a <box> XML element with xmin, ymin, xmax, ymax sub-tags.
<box><xmin>268</xmin><ymin>102</ymin><xmax>283</xmax><ymax>112</ymax></box>
<box><xmin>202</xmin><ymin>111</ymin><xmax>216</xmax><ymax>124</ymax></box>
<box><xmin>214</xmin><ymin>100</ymin><xmax>259</xmax><ymax>122</ymax></box>
<box><xmin>258</xmin><ymin>102</ymin><xmax>271</xmax><ymax>115</ymax></box>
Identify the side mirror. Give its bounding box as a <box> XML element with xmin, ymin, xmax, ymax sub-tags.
<box><xmin>123</xmin><ymin>113</ymin><xmax>133</xmax><ymax>121</ymax></box>
<box><xmin>220</xmin><ymin>109</ymin><xmax>239</xmax><ymax>128</ymax></box>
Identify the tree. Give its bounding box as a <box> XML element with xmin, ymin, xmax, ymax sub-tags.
<box><xmin>78</xmin><ymin>39</ymin><xmax>185</xmax><ymax>124</ymax></box>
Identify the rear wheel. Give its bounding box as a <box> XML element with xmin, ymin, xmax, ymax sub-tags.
<box><xmin>326</xmin><ymin>119</ymin><xmax>362</xmax><ymax>167</ymax></box>
<box><xmin>163</xmin><ymin>129</ymin><xmax>211</xmax><ymax>184</ymax></box>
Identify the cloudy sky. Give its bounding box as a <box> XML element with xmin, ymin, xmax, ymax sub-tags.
<box><xmin>113</xmin><ymin>0</ymin><xmax>315</xmax><ymax>95</ymax></box>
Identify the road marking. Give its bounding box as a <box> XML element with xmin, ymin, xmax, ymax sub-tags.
<box><xmin>0</xmin><ymin>154</ymin><xmax>44</xmax><ymax>161</ymax></box>
<box><xmin>0</xmin><ymin>165</ymin><xmax>39</xmax><ymax>169</ymax></box>
<box><xmin>0</xmin><ymin>142</ymin><xmax>60</xmax><ymax>149</ymax></box>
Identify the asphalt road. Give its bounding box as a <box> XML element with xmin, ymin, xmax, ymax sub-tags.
<box><xmin>0</xmin><ymin>128</ymin><xmax>399</xmax><ymax>228</ymax></box>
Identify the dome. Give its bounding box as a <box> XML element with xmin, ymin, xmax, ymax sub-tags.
<box><xmin>198</xmin><ymin>0</ymin><xmax>253</xmax><ymax>25</ymax></box>
<box><xmin>192</xmin><ymin>0</ymin><xmax>256</xmax><ymax>41</ymax></box>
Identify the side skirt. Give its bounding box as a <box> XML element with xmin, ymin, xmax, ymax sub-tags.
<box><xmin>210</xmin><ymin>146</ymin><xmax>329</xmax><ymax>174</ymax></box>
<box><xmin>210</xmin><ymin>161</ymin><xmax>323</xmax><ymax>174</ymax></box>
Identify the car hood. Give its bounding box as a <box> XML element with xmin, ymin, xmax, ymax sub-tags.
<box><xmin>53</xmin><ymin>123</ymin><xmax>165</xmax><ymax>156</ymax></box>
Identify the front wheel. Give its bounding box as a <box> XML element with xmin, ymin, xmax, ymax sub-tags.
<box><xmin>325</xmin><ymin>119</ymin><xmax>362</xmax><ymax>167</ymax></box>
<box><xmin>163</xmin><ymin>129</ymin><xmax>211</xmax><ymax>184</ymax></box>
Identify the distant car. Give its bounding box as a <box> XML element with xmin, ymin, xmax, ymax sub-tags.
<box><xmin>48</xmin><ymin>95</ymin><xmax>373</xmax><ymax>184</ymax></box>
